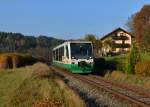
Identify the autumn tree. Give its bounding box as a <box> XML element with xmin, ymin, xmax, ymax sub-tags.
<box><xmin>126</xmin><ymin>5</ymin><xmax>150</xmax><ymax>51</ymax></box>
<box><xmin>142</xmin><ymin>25</ymin><xmax>150</xmax><ymax>52</ymax></box>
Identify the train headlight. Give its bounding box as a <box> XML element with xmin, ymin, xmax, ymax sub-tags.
<box><xmin>89</xmin><ymin>62</ymin><xmax>94</xmax><ymax>65</ymax></box>
<box><xmin>72</xmin><ymin>62</ymin><xmax>75</xmax><ymax>64</ymax></box>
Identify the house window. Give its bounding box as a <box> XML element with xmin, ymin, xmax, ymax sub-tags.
<box><xmin>120</xmin><ymin>33</ymin><xmax>124</xmax><ymax>36</ymax></box>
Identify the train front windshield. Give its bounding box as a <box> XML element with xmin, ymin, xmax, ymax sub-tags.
<box><xmin>70</xmin><ymin>43</ymin><xmax>93</xmax><ymax>59</ymax></box>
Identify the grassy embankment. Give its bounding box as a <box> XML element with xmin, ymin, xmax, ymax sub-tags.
<box><xmin>0</xmin><ymin>63</ymin><xmax>85</xmax><ymax>107</ymax></box>
<box><xmin>103</xmin><ymin>53</ymin><xmax>150</xmax><ymax>90</ymax></box>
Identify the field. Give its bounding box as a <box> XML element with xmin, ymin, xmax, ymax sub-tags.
<box><xmin>0</xmin><ymin>63</ymin><xmax>85</xmax><ymax>107</ymax></box>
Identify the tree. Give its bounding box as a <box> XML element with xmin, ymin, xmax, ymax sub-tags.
<box><xmin>126</xmin><ymin>5</ymin><xmax>150</xmax><ymax>49</ymax></box>
<box><xmin>142</xmin><ymin>25</ymin><xmax>150</xmax><ymax>52</ymax></box>
<box><xmin>0</xmin><ymin>31</ymin><xmax>64</xmax><ymax>62</ymax></box>
<box><xmin>84</xmin><ymin>34</ymin><xmax>102</xmax><ymax>57</ymax></box>
<box><xmin>84</xmin><ymin>34</ymin><xmax>96</xmax><ymax>43</ymax></box>
<box><xmin>103</xmin><ymin>39</ymin><xmax>114</xmax><ymax>53</ymax></box>
<box><xmin>126</xmin><ymin>15</ymin><xmax>135</xmax><ymax>34</ymax></box>
<box><xmin>127</xmin><ymin>41</ymin><xmax>141</xmax><ymax>74</ymax></box>
<box><xmin>95</xmin><ymin>39</ymin><xmax>102</xmax><ymax>57</ymax></box>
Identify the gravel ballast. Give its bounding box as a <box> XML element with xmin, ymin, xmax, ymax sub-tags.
<box><xmin>53</xmin><ymin>70</ymin><xmax>132</xmax><ymax>107</ymax></box>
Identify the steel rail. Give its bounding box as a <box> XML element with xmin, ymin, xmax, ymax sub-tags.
<box><xmin>89</xmin><ymin>75</ymin><xmax>150</xmax><ymax>98</ymax></box>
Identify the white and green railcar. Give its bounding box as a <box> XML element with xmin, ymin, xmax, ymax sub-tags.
<box><xmin>52</xmin><ymin>41</ymin><xmax>94</xmax><ymax>73</ymax></box>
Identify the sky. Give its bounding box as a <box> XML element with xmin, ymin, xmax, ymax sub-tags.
<box><xmin>0</xmin><ymin>0</ymin><xmax>150</xmax><ymax>39</ymax></box>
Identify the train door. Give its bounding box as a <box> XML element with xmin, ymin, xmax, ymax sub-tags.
<box><xmin>63</xmin><ymin>43</ymin><xmax>70</xmax><ymax>64</ymax></box>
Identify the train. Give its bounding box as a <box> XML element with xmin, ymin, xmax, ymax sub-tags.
<box><xmin>52</xmin><ymin>40</ymin><xmax>94</xmax><ymax>73</ymax></box>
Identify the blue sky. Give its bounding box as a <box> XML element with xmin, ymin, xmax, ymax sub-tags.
<box><xmin>0</xmin><ymin>0</ymin><xmax>149</xmax><ymax>39</ymax></box>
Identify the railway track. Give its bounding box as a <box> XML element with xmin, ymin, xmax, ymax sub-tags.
<box><xmin>51</xmin><ymin>66</ymin><xmax>150</xmax><ymax>107</ymax></box>
<box><xmin>88</xmin><ymin>75</ymin><xmax>150</xmax><ymax>98</ymax></box>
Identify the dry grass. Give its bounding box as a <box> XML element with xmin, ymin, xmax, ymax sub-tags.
<box><xmin>105</xmin><ymin>71</ymin><xmax>150</xmax><ymax>90</ymax></box>
<box><xmin>32</xmin><ymin>62</ymin><xmax>51</xmax><ymax>78</ymax></box>
<box><xmin>0</xmin><ymin>63</ymin><xmax>85</xmax><ymax>107</ymax></box>
<box><xmin>56</xmin><ymin>79</ymin><xmax>85</xmax><ymax>107</ymax></box>
<box><xmin>135</xmin><ymin>60</ymin><xmax>150</xmax><ymax>76</ymax></box>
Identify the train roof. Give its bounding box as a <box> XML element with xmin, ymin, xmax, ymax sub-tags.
<box><xmin>66</xmin><ymin>40</ymin><xmax>92</xmax><ymax>43</ymax></box>
<box><xmin>53</xmin><ymin>40</ymin><xmax>92</xmax><ymax>50</ymax></box>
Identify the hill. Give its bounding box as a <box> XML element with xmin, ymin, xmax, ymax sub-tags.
<box><xmin>0</xmin><ymin>32</ymin><xmax>64</xmax><ymax>63</ymax></box>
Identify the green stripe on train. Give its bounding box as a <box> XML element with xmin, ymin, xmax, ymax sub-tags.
<box><xmin>53</xmin><ymin>61</ymin><xmax>93</xmax><ymax>73</ymax></box>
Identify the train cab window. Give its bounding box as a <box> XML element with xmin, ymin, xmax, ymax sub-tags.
<box><xmin>70</xmin><ymin>43</ymin><xmax>92</xmax><ymax>59</ymax></box>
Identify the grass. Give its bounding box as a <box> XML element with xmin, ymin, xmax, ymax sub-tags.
<box><xmin>0</xmin><ymin>67</ymin><xmax>32</xmax><ymax>106</ymax></box>
<box><xmin>104</xmin><ymin>52</ymin><xmax>150</xmax><ymax>61</ymax></box>
<box><xmin>103</xmin><ymin>53</ymin><xmax>150</xmax><ymax>89</ymax></box>
<box><xmin>103</xmin><ymin>52</ymin><xmax>150</xmax><ymax>72</ymax></box>
<box><xmin>105</xmin><ymin>71</ymin><xmax>150</xmax><ymax>90</ymax></box>
<box><xmin>0</xmin><ymin>63</ymin><xmax>85</xmax><ymax>107</ymax></box>
<box><xmin>141</xmin><ymin>52</ymin><xmax>150</xmax><ymax>61</ymax></box>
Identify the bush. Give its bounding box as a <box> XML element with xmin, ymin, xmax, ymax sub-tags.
<box><xmin>93</xmin><ymin>58</ymin><xmax>107</xmax><ymax>75</ymax></box>
<box><xmin>135</xmin><ymin>60</ymin><xmax>150</xmax><ymax>76</ymax></box>
<box><xmin>32</xmin><ymin>63</ymin><xmax>50</xmax><ymax>78</ymax></box>
<box><xmin>116</xmin><ymin>62</ymin><xmax>127</xmax><ymax>72</ymax></box>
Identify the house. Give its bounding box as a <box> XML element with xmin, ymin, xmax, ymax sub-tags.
<box><xmin>100</xmin><ymin>28</ymin><xmax>134</xmax><ymax>56</ymax></box>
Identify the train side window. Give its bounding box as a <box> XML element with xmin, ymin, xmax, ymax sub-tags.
<box><xmin>60</xmin><ymin>47</ymin><xmax>64</xmax><ymax>61</ymax></box>
<box><xmin>59</xmin><ymin>48</ymin><xmax>62</xmax><ymax>61</ymax></box>
<box><xmin>56</xmin><ymin>49</ymin><xmax>59</xmax><ymax>61</ymax></box>
<box><xmin>53</xmin><ymin>51</ymin><xmax>55</xmax><ymax>60</ymax></box>
<box><xmin>62</xmin><ymin>47</ymin><xmax>64</xmax><ymax>56</ymax></box>
<box><xmin>58</xmin><ymin>48</ymin><xmax>60</xmax><ymax>61</ymax></box>
<box><xmin>54</xmin><ymin>50</ymin><xmax>56</xmax><ymax>60</ymax></box>
<box><xmin>66</xmin><ymin>45</ymin><xmax>69</xmax><ymax>58</ymax></box>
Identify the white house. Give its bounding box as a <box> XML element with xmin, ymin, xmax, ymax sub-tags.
<box><xmin>101</xmin><ymin>28</ymin><xmax>134</xmax><ymax>55</ymax></box>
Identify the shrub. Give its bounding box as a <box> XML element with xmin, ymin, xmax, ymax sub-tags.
<box><xmin>0</xmin><ymin>55</ymin><xmax>13</xmax><ymax>69</ymax></box>
<box><xmin>32</xmin><ymin>63</ymin><xmax>50</xmax><ymax>78</ymax></box>
<box><xmin>10</xmin><ymin>54</ymin><xmax>21</xmax><ymax>68</ymax></box>
<box><xmin>0</xmin><ymin>53</ymin><xmax>40</xmax><ymax>70</ymax></box>
<box><xmin>19</xmin><ymin>55</ymin><xmax>37</xmax><ymax>67</ymax></box>
<box><xmin>135</xmin><ymin>60</ymin><xmax>150</xmax><ymax>76</ymax></box>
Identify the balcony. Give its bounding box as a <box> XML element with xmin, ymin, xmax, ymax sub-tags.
<box><xmin>112</xmin><ymin>43</ymin><xmax>130</xmax><ymax>48</ymax></box>
<box><xmin>112</xmin><ymin>35</ymin><xmax>129</xmax><ymax>40</ymax></box>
